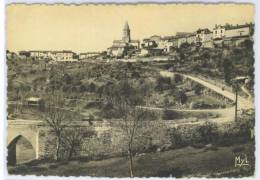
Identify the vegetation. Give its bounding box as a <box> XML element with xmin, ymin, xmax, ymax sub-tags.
<box><xmin>8</xmin><ymin>142</ymin><xmax>254</xmax><ymax>177</ymax></box>
<box><xmin>7</xmin><ymin>40</ymin><xmax>255</xmax><ymax>177</ymax></box>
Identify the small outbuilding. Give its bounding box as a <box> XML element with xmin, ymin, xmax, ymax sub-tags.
<box><xmin>26</xmin><ymin>97</ymin><xmax>45</xmax><ymax>108</ymax></box>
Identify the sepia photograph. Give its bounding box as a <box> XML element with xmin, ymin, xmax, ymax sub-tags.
<box><xmin>6</xmin><ymin>3</ymin><xmax>255</xmax><ymax>178</ymax></box>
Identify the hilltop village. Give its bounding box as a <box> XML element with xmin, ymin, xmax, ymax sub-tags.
<box><xmin>7</xmin><ymin>20</ymin><xmax>255</xmax><ymax>177</ymax></box>
<box><xmin>7</xmin><ymin>21</ymin><xmax>254</xmax><ymax>61</ymax></box>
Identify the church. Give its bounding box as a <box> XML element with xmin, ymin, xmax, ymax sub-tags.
<box><xmin>107</xmin><ymin>21</ymin><xmax>140</xmax><ymax>58</ymax></box>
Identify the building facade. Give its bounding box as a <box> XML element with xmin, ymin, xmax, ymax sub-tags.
<box><xmin>196</xmin><ymin>28</ymin><xmax>213</xmax><ymax>48</ymax></box>
<box><xmin>79</xmin><ymin>52</ymin><xmax>102</xmax><ymax>60</ymax></box>
<box><xmin>107</xmin><ymin>21</ymin><xmax>140</xmax><ymax>58</ymax></box>
<box><xmin>213</xmin><ymin>23</ymin><xmax>253</xmax><ymax>47</ymax></box>
<box><xmin>18</xmin><ymin>50</ymin><xmax>77</xmax><ymax>61</ymax></box>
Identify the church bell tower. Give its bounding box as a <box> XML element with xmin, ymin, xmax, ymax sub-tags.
<box><xmin>122</xmin><ymin>21</ymin><xmax>131</xmax><ymax>43</ymax></box>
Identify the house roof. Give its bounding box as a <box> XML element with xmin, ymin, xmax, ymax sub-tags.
<box><xmin>225</xmin><ymin>24</ymin><xmax>252</xmax><ymax>30</ymax></box>
<box><xmin>26</xmin><ymin>97</ymin><xmax>42</xmax><ymax>102</ymax></box>
<box><xmin>150</xmin><ymin>35</ymin><xmax>161</xmax><ymax>39</ymax></box>
<box><xmin>113</xmin><ymin>40</ymin><xmax>124</xmax><ymax>43</ymax></box>
<box><xmin>214</xmin><ymin>23</ymin><xmax>253</xmax><ymax>30</ymax></box>
<box><xmin>161</xmin><ymin>36</ymin><xmax>177</xmax><ymax>41</ymax></box>
<box><xmin>130</xmin><ymin>40</ymin><xmax>140</xmax><ymax>43</ymax></box>
<box><xmin>196</xmin><ymin>28</ymin><xmax>212</xmax><ymax>34</ymax></box>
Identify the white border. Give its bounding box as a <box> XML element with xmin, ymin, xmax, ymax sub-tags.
<box><xmin>1</xmin><ymin>0</ymin><xmax>259</xmax><ymax>180</ymax></box>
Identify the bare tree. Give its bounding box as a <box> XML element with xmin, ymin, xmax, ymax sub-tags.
<box><xmin>43</xmin><ymin>107</ymin><xmax>69</xmax><ymax>160</ymax></box>
<box><xmin>63</xmin><ymin>126</ymin><xmax>96</xmax><ymax>160</ymax></box>
<box><xmin>62</xmin><ymin>127</ymin><xmax>85</xmax><ymax>160</ymax></box>
<box><xmin>117</xmin><ymin>102</ymin><xmax>148</xmax><ymax>177</ymax></box>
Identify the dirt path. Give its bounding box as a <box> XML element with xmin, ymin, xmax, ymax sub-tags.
<box><xmin>160</xmin><ymin>71</ymin><xmax>254</xmax><ymax>110</ymax></box>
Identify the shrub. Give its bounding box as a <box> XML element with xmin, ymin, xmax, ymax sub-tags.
<box><xmin>79</xmin><ymin>85</ymin><xmax>86</xmax><ymax>92</ymax></box>
<box><xmin>168</xmin><ymin>128</ymin><xmax>186</xmax><ymax>148</ymax></box>
<box><xmin>193</xmin><ymin>84</ymin><xmax>204</xmax><ymax>95</ymax></box>
<box><xmin>84</xmin><ymin>101</ymin><xmax>102</xmax><ymax>109</ymax></box>
<box><xmin>196</xmin><ymin>121</ymin><xmax>219</xmax><ymax>144</ymax></box>
<box><xmin>88</xmin><ymin>82</ymin><xmax>96</xmax><ymax>92</ymax></box>
<box><xmin>174</xmin><ymin>74</ymin><xmax>183</xmax><ymax>84</ymax></box>
<box><xmin>162</xmin><ymin>109</ymin><xmax>179</xmax><ymax>120</ymax></box>
<box><xmin>177</xmin><ymin>90</ymin><xmax>187</xmax><ymax>104</ymax></box>
<box><xmin>156</xmin><ymin>76</ymin><xmax>172</xmax><ymax>91</ymax></box>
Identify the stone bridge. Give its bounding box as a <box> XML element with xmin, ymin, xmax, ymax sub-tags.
<box><xmin>7</xmin><ymin>119</ymin><xmax>110</xmax><ymax>165</ymax></box>
<box><xmin>7</xmin><ymin>119</ymin><xmax>43</xmax><ymax>165</ymax></box>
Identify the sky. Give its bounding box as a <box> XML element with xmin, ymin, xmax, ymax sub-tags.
<box><xmin>7</xmin><ymin>3</ymin><xmax>254</xmax><ymax>53</ymax></box>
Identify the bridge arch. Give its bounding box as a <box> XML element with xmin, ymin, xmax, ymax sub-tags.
<box><xmin>7</xmin><ymin>135</ymin><xmax>36</xmax><ymax>165</ymax></box>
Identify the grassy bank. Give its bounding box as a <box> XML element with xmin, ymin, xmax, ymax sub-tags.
<box><xmin>8</xmin><ymin>142</ymin><xmax>254</xmax><ymax>177</ymax></box>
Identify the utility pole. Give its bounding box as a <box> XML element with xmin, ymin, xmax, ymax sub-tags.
<box><xmin>235</xmin><ymin>84</ymin><xmax>238</xmax><ymax>122</ymax></box>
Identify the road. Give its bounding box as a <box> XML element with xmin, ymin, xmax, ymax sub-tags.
<box><xmin>160</xmin><ymin>71</ymin><xmax>254</xmax><ymax>110</ymax></box>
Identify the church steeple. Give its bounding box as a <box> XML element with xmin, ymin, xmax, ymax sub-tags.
<box><xmin>122</xmin><ymin>21</ymin><xmax>131</xmax><ymax>43</ymax></box>
<box><xmin>124</xmin><ymin>21</ymin><xmax>130</xmax><ymax>30</ymax></box>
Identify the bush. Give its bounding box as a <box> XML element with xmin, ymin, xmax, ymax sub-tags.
<box><xmin>191</xmin><ymin>101</ymin><xmax>220</xmax><ymax>109</ymax></box>
<box><xmin>131</xmin><ymin>71</ymin><xmax>140</xmax><ymax>79</ymax></box>
<box><xmin>88</xmin><ymin>82</ymin><xmax>96</xmax><ymax>92</ymax></box>
<box><xmin>196</xmin><ymin>121</ymin><xmax>219</xmax><ymax>144</ymax></box>
<box><xmin>156</xmin><ymin>76</ymin><xmax>172</xmax><ymax>91</ymax></box>
<box><xmin>162</xmin><ymin>110</ymin><xmax>180</xmax><ymax>120</ymax></box>
<box><xmin>177</xmin><ymin>90</ymin><xmax>187</xmax><ymax>104</ymax></box>
<box><xmin>174</xmin><ymin>74</ymin><xmax>183</xmax><ymax>84</ymax></box>
<box><xmin>168</xmin><ymin>128</ymin><xmax>186</xmax><ymax>148</ymax></box>
<box><xmin>84</xmin><ymin>101</ymin><xmax>102</xmax><ymax>109</ymax></box>
<box><xmin>79</xmin><ymin>85</ymin><xmax>86</xmax><ymax>92</ymax></box>
<box><xmin>193</xmin><ymin>84</ymin><xmax>204</xmax><ymax>95</ymax></box>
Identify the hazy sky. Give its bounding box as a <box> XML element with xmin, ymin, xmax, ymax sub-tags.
<box><xmin>7</xmin><ymin>4</ymin><xmax>254</xmax><ymax>52</ymax></box>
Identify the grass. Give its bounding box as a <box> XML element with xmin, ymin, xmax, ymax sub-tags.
<box><xmin>8</xmin><ymin>142</ymin><xmax>254</xmax><ymax>177</ymax></box>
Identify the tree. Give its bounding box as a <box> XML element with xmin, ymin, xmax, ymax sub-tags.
<box><xmin>103</xmin><ymin>78</ymin><xmax>152</xmax><ymax>177</ymax></box>
<box><xmin>194</xmin><ymin>84</ymin><xmax>204</xmax><ymax>95</ymax></box>
<box><xmin>177</xmin><ymin>90</ymin><xmax>187</xmax><ymax>104</ymax></box>
<box><xmin>117</xmin><ymin>102</ymin><xmax>148</xmax><ymax>177</ymax></box>
<box><xmin>43</xmin><ymin>107</ymin><xmax>70</xmax><ymax>160</ymax></box>
<box><xmin>62</xmin><ymin>126</ymin><xmax>85</xmax><ymax>160</ymax></box>
<box><xmin>174</xmin><ymin>74</ymin><xmax>182</xmax><ymax>84</ymax></box>
<box><xmin>223</xmin><ymin>58</ymin><xmax>233</xmax><ymax>84</ymax></box>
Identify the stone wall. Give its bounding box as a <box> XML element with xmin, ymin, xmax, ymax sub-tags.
<box><xmin>37</xmin><ymin>118</ymin><xmax>233</xmax><ymax>160</ymax></box>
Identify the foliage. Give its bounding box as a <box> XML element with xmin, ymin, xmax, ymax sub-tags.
<box><xmin>196</xmin><ymin>121</ymin><xmax>219</xmax><ymax>144</ymax></box>
<box><xmin>155</xmin><ymin>76</ymin><xmax>172</xmax><ymax>91</ymax></box>
<box><xmin>162</xmin><ymin>109</ymin><xmax>179</xmax><ymax>120</ymax></box>
<box><xmin>173</xmin><ymin>74</ymin><xmax>183</xmax><ymax>84</ymax></box>
<box><xmin>193</xmin><ymin>84</ymin><xmax>204</xmax><ymax>95</ymax></box>
<box><xmin>177</xmin><ymin>90</ymin><xmax>187</xmax><ymax>104</ymax></box>
<box><xmin>223</xmin><ymin>58</ymin><xmax>233</xmax><ymax>84</ymax></box>
<box><xmin>167</xmin><ymin>128</ymin><xmax>186</xmax><ymax>148</ymax></box>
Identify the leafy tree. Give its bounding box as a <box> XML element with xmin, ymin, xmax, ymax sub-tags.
<box><xmin>223</xmin><ymin>58</ymin><xmax>233</xmax><ymax>84</ymax></box>
<box><xmin>174</xmin><ymin>74</ymin><xmax>182</xmax><ymax>84</ymax></box>
<box><xmin>177</xmin><ymin>90</ymin><xmax>187</xmax><ymax>104</ymax></box>
<box><xmin>194</xmin><ymin>84</ymin><xmax>204</xmax><ymax>95</ymax></box>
